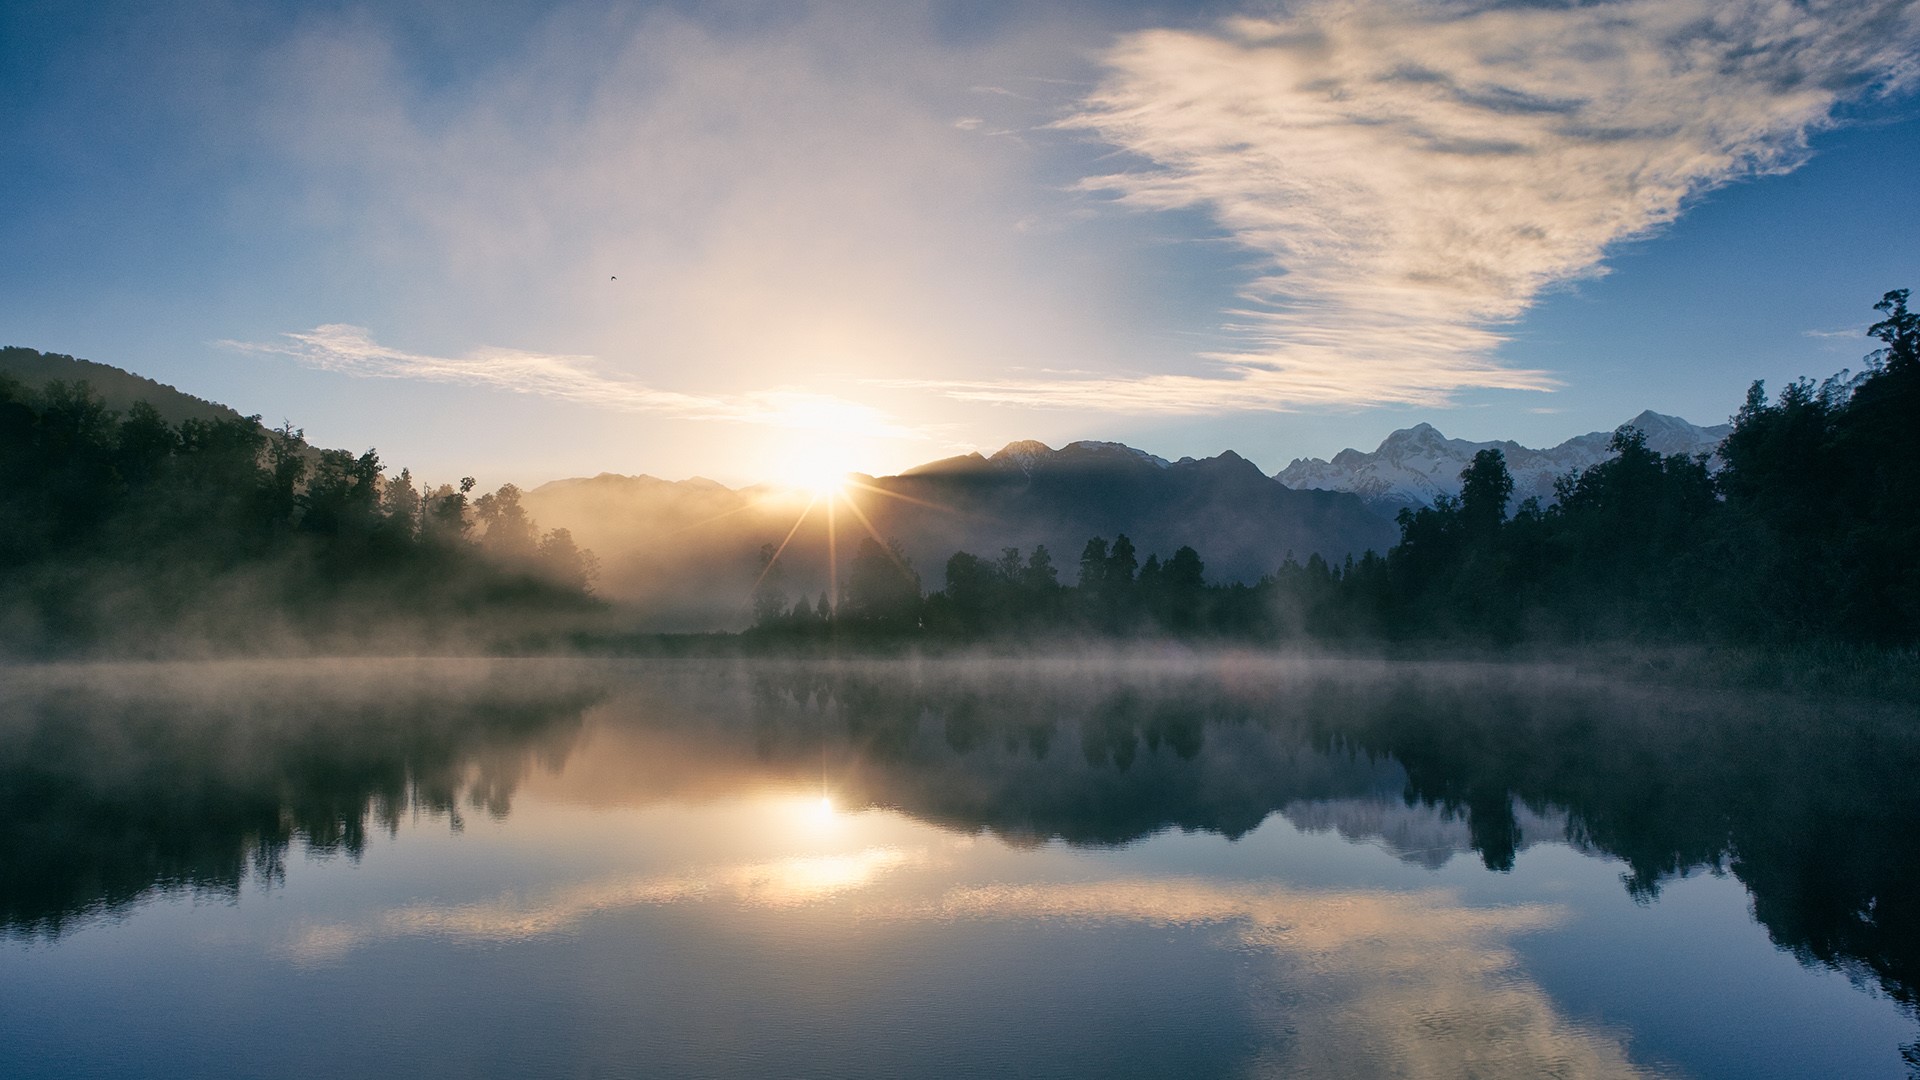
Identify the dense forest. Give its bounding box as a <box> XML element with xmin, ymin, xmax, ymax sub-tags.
<box><xmin>750</xmin><ymin>289</ymin><xmax>1920</xmax><ymax>651</ymax></box>
<box><xmin>3</xmin><ymin>289</ymin><xmax>1914</xmax><ymax>656</ymax></box>
<box><xmin>0</xmin><ymin>373</ymin><xmax>599</xmax><ymax>655</ymax></box>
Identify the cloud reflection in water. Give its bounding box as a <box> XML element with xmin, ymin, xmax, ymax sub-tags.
<box><xmin>285</xmin><ymin>800</ymin><xmax>1658</xmax><ymax>1078</ymax></box>
<box><xmin>922</xmin><ymin>878</ymin><xmax>1658</xmax><ymax>1079</ymax></box>
<box><xmin>286</xmin><ymin>845</ymin><xmax>924</xmax><ymax>964</ymax></box>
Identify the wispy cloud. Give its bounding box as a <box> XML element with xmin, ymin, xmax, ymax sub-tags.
<box><xmin>225</xmin><ymin>325</ymin><xmax>930</xmax><ymax>440</ymax></box>
<box><xmin>913</xmin><ymin>0</ymin><xmax>1918</xmax><ymax>412</ymax></box>
<box><xmin>918</xmin><ymin>879</ymin><xmax>1654</xmax><ymax>1078</ymax></box>
<box><xmin>884</xmin><ymin>348</ymin><xmax>1553</xmax><ymax>411</ymax></box>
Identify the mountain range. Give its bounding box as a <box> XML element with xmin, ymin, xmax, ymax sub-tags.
<box><xmin>524</xmin><ymin>440</ymin><xmax>1397</xmax><ymax>628</ymax></box>
<box><xmin>3</xmin><ymin>345</ymin><xmax>1730</xmax><ymax>629</ymax></box>
<box><xmin>1274</xmin><ymin>410</ymin><xmax>1732</xmax><ymax>515</ymax></box>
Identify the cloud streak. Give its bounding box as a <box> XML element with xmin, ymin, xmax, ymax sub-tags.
<box><xmin>916</xmin><ymin>0</ymin><xmax>1918</xmax><ymax>412</ymax></box>
<box><xmin>226</xmin><ymin>325</ymin><xmax>931</xmax><ymax>440</ymax></box>
<box><xmin>283</xmin><ymin>845</ymin><xmax>922</xmax><ymax>964</ymax></box>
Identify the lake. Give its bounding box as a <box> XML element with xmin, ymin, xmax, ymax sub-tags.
<box><xmin>2</xmin><ymin>654</ymin><xmax>1916</xmax><ymax>1078</ymax></box>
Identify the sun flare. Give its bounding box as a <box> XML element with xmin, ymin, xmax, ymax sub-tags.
<box><xmin>788</xmin><ymin>792</ymin><xmax>840</xmax><ymax>830</ymax></box>
<box><xmin>793</xmin><ymin>470</ymin><xmax>849</xmax><ymax>501</ymax></box>
<box><xmin>768</xmin><ymin>444</ymin><xmax>859</xmax><ymax>500</ymax></box>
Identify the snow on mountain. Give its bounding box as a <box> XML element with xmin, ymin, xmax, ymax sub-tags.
<box><xmin>1274</xmin><ymin>411</ymin><xmax>1732</xmax><ymax>515</ymax></box>
<box><xmin>1064</xmin><ymin>440</ymin><xmax>1173</xmax><ymax>468</ymax></box>
<box><xmin>987</xmin><ymin>439</ymin><xmax>1054</xmax><ymax>477</ymax></box>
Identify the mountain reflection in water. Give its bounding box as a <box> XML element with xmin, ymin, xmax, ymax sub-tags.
<box><xmin>1</xmin><ymin>655</ymin><xmax>1916</xmax><ymax>1077</ymax></box>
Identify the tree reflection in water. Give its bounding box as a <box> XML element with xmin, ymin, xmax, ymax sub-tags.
<box><xmin>0</xmin><ymin>659</ymin><xmax>600</xmax><ymax>937</ymax></box>
<box><xmin>2</xmin><ymin>655</ymin><xmax>1915</xmax><ymax>1063</ymax></box>
<box><xmin>736</xmin><ymin>657</ymin><xmax>1920</xmax><ymax>1052</ymax></box>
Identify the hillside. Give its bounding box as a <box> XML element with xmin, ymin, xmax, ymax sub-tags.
<box><xmin>0</xmin><ymin>347</ymin><xmax>247</xmax><ymax>427</ymax></box>
<box><xmin>0</xmin><ymin>348</ymin><xmax>598</xmax><ymax>656</ymax></box>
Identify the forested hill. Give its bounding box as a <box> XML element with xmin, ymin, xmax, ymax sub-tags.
<box><xmin>0</xmin><ymin>362</ymin><xmax>599</xmax><ymax>657</ymax></box>
<box><xmin>0</xmin><ymin>347</ymin><xmax>246</xmax><ymax>427</ymax></box>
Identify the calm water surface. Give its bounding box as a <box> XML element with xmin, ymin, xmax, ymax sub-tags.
<box><xmin>2</xmin><ymin>655</ymin><xmax>1916</xmax><ymax>1078</ymax></box>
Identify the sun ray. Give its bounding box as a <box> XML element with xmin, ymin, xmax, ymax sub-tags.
<box><xmin>838</xmin><ymin>492</ymin><xmax>917</xmax><ymax>578</ymax></box>
<box><xmin>843</xmin><ymin>477</ymin><xmax>1009</xmax><ymax>531</ymax></box>
<box><xmin>750</xmin><ymin>496</ymin><xmax>818</xmax><ymax>594</ymax></box>
<box><xmin>665</xmin><ymin>500</ymin><xmax>760</xmax><ymax>537</ymax></box>
<box><xmin>825</xmin><ymin>495</ymin><xmax>838</xmax><ymax>611</ymax></box>
<box><xmin>666</xmin><ymin>484</ymin><xmax>822</xmax><ymax>538</ymax></box>
<box><xmin>842</xmin><ymin>479</ymin><xmax>964</xmax><ymax>516</ymax></box>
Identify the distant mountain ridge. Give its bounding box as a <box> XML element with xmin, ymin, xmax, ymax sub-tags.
<box><xmin>1274</xmin><ymin>410</ymin><xmax>1732</xmax><ymax>515</ymax></box>
<box><xmin>527</xmin><ymin>438</ymin><xmax>1397</xmax><ymax>629</ymax></box>
<box><xmin>875</xmin><ymin>439</ymin><xmax>1393</xmax><ymax>586</ymax></box>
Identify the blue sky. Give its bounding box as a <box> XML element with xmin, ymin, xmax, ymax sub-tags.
<box><xmin>4</xmin><ymin>0</ymin><xmax>1916</xmax><ymax>488</ymax></box>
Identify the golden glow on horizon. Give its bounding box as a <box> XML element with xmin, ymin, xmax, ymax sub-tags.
<box><xmin>791</xmin><ymin>470</ymin><xmax>851</xmax><ymax>501</ymax></box>
<box><xmin>765</xmin><ymin>437</ymin><xmax>862</xmax><ymax>500</ymax></box>
<box><xmin>748</xmin><ymin>455</ymin><xmax>966</xmax><ymax>618</ymax></box>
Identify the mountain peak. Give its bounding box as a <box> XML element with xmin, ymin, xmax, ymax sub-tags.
<box><xmin>1200</xmin><ymin>448</ymin><xmax>1262</xmax><ymax>473</ymax></box>
<box><xmin>988</xmin><ymin>439</ymin><xmax>1055</xmax><ymax>476</ymax></box>
<box><xmin>992</xmin><ymin>439</ymin><xmax>1054</xmax><ymax>459</ymax></box>
<box><xmin>1185</xmin><ymin>448</ymin><xmax>1269</xmax><ymax>482</ymax></box>
<box><xmin>1376</xmin><ymin>423</ymin><xmax>1452</xmax><ymax>453</ymax></box>
<box><xmin>1277</xmin><ymin>411</ymin><xmax>1730</xmax><ymax>514</ymax></box>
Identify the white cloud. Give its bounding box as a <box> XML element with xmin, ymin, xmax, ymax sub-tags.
<box><xmin>921</xmin><ymin>0</ymin><xmax>1918</xmax><ymax>412</ymax></box>
<box><xmin>225</xmin><ymin>324</ymin><xmax>930</xmax><ymax>441</ymax></box>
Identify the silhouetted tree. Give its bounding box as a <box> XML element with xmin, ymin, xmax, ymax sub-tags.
<box><xmin>538</xmin><ymin>528</ymin><xmax>597</xmax><ymax>594</ymax></box>
<box><xmin>753</xmin><ymin>542</ymin><xmax>790</xmax><ymax>628</ymax></box>
<box><xmin>843</xmin><ymin>536</ymin><xmax>921</xmax><ymax>631</ymax></box>
<box><xmin>1162</xmin><ymin>545</ymin><xmax>1206</xmax><ymax>633</ymax></box>
<box><xmin>1459</xmin><ymin>448</ymin><xmax>1513</xmax><ymax>536</ymax></box>
<box><xmin>381</xmin><ymin>468</ymin><xmax>422</xmax><ymax>541</ymax></box>
<box><xmin>1077</xmin><ymin>538</ymin><xmax>1109</xmax><ymax>592</ymax></box>
<box><xmin>474</xmin><ymin>483</ymin><xmax>537</xmax><ymax>563</ymax></box>
<box><xmin>942</xmin><ymin>550</ymin><xmax>996</xmax><ymax>636</ymax></box>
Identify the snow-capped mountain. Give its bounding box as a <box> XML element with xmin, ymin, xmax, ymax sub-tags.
<box><xmin>1274</xmin><ymin>410</ymin><xmax>1732</xmax><ymax>515</ymax></box>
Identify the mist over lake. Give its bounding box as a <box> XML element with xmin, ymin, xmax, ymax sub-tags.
<box><xmin>4</xmin><ymin>654</ymin><xmax>1915</xmax><ymax>1079</ymax></box>
<box><xmin>8</xmin><ymin>0</ymin><xmax>1920</xmax><ymax>1075</ymax></box>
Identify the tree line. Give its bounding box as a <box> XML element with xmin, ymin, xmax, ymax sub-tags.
<box><xmin>6</xmin><ymin>288</ymin><xmax>1911</xmax><ymax>654</ymax></box>
<box><xmin>750</xmin><ymin>289</ymin><xmax>1920</xmax><ymax>649</ymax></box>
<box><xmin>0</xmin><ymin>374</ymin><xmax>598</xmax><ymax>654</ymax></box>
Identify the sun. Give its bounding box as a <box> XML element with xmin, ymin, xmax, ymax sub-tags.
<box><xmin>788</xmin><ymin>792</ymin><xmax>839</xmax><ymax>830</ymax></box>
<box><xmin>769</xmin><ymin>443</ymin><xmax>859</xmax><ymax>500</ymax></box>
<box><xmin>791</xmin><ymin>467</ymin><xmax>850</xmax><ymax>501</ymax></box>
